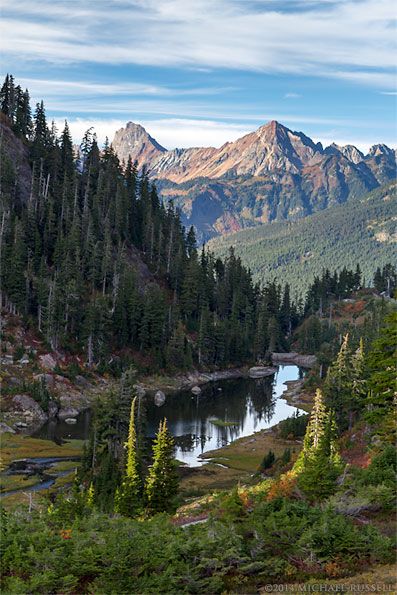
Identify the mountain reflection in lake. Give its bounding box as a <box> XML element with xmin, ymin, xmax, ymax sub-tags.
<box><xmin>146</xmin><ymin>365</ymin><xmax>303</xmax><ymax>466</ymax></box>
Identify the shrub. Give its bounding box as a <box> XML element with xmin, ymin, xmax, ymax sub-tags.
<box><xmin>279</xmin><ymin>412</ymin><xmax>309</xmax><ymax>439</ymax></box>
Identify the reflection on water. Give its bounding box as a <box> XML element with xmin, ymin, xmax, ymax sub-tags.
<box><xmin>34</xmin><ymin>409</ymin><xmax>92</xmax><ymax>442</ymax></box>
<box><xmin>146</xmin><ymin>365</ymin><xmax>303</xmax><ymax>466</ymax></box>
<box><xmin>35</xmin><ymin>365</ymin><xmax>303</xmax><ymax>468</ymax></box>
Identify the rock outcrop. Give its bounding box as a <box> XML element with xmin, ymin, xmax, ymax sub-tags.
<box><xmin>272</xmin><ymin>352</ymin><xmax>316</xmax><ymax>368</ymax></box>
<box><xmin>11</xmin><ymin>394</ymin><xmax>48</xmax><ymax>423</ymax></box>
<box><xmin>249</xmin><ymin>366</ymin><xmax>278</xmax><ymax>378</ymax></box>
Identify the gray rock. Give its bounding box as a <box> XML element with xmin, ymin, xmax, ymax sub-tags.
<box><xmin>249</xmin><ymin>366</ymin><xmax>277</xmax><ymax>378</ymax></box>
<box><xmin>272</xmin><ymin>352</ymin><xmax>316</xmax><ymax>368</ymax></box>
<box><xmin>65</xmin><ymin>418</ymin><xmax>77</xmax><ymax>424</ymax></box>
<box><xmin>14</xmin><ymin>421</ymin><xmax>28</xmax><ymax>429</ymax></box>
<box><xmin>191</xmin><ymin>386</ymin><xmax>202</xmax><ymax>395</ymax></box>
<box><xmin>1</xmin><ymin>355</ymin><xmax>13</xmax><ymax>365</ymax></box>
<box><xmin>154</xmin><ymin>390</ymin><xmax>166</xmax><ymax>407</ymax></box>
<box><xmin>58</xmin><ymin>407</ymin><xmax>79</xmax><ymax>420</ymax></box>
<box><xmin>0</xmin><ymin>422</ymin><xmax>16</xmax><ymax>434</ymax></box>
<box><xmin>39</xmin><ymin>353</ymin><xmax>57</xmax><ymax>371</ymax></box>
<box><xmin>12</xmin><ymin>394</ymin><xmax>47</xmax><ymax>421</ymax></box>
<box><xmin>19</xmin><ymin>355</ymin><xmax>30</xmax><ymax>365</ymax></box>
<box><xmin>74</xmin><ymin>375</ymin><xmax>92</xmax><ymax>389</ymax></box>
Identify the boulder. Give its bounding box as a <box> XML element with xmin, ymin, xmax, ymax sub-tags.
<box><xmin>39</xmin><ymin>353</ymin><xmax>57</xmax><ymax>371</ymax></box>
<box><xmin>1</xmin><ymin>355</ymin><xmax>13</xmax><ymax>365</ymax></box>
<box><xmin>12</xmin><ymin>394</ymin><xmax>47</xmax><ymax>421</ymax></box>
<box><xmin>14</xmin><ymin>421</ymin><xmax>28</xmax><ymax>429</ymax></box>
<box><xmin>74</xmin><ymin>375</ymin><xmax>93</xmax><ymax>389</ymax></box>
<box><xmin>0</xmin><ymin>422</ymin><xmax>15</xmax><ymax>434</ymax></box>
<box><xmin>271</xmin><ymin>352</ymin><xmax>316</xmax><ymax>368</ymax></box>
<box><xmin>249</xmin><ymin>366</ymin><xmax>277</xmax><ymax>378</ymax></box>
<box><xmin>154</xmin><ymin>390</ymin><xmax>166</xmax><ymax>407</ymax></box>
<box><xmin>65</xmin><ymin>418</ymin><xmax>77</xmax><ymax>424</ymax></box>
<box><xmin>58</xmin><ymin>407</ymin><xmax>79</xmax><ymax>420</ymax></box>
<box><xmin>18</xmin><ymin>354</ymin><xmax>30</xmax><ymax>365</ymax></box>
<box><xmin>191</xmin><ymin>386</ymin><xmax>202</xmax><ymax>395</ymax></box>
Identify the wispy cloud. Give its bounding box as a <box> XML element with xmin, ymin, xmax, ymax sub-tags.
<box><xmin>2</xmin><ymin>0</ymin><xmax>396</xmax><ymax>89</ymax></box>
<box><xmin>58</xmin><ymin>116</ymin><xmax>396</xmax><ymax>153</ymax></box>
<box><xmin>284</xmin><ymin>93</ymin><xmax>302</xmax><ymax>99</ymax></box>
<box><xmin>14</xmin><ymin>77</ymin><xmax>234</xmax><ymax>98</ymax></box>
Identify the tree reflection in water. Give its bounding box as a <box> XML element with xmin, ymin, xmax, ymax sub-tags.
<box><xmin>146</xmin><ymin>365</ymin><xmax>303</xmax><ymax>466</ymax></box>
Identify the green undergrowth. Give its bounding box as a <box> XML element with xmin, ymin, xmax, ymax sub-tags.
<box><xmin>1</xmin><ymin>444</ymin><xmax>395</xmax><ymax>594</ymax></box>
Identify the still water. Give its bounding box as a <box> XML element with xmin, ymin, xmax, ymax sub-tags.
<box><xmin>146</xmin><ymin>365</ymin><xmax>303</xmax><ymax>466</ymax></box>
<box><xmin>35</xmin><ymin>365</ymin><xmax>303</xmax><ymax>468</ymax></box>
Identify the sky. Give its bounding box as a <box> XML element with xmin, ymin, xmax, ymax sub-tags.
<box><xmin>1</xmin><ymin>0</ymin><xmax>396</xmax><ymax>152</ymax></box>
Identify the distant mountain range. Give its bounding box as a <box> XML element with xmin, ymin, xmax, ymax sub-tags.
<box><xmin>112</xmin><ymin>120</ymin><xmax>397</xmax><ymax>240</ymax></box>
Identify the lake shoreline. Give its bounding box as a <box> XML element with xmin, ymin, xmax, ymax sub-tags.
<box><xmin>179</xmin><ymin>374</ymin><xmax>314</xmax><ymax>497</ymax></box>
<box><xmin>139</xmin><ymin>352</ymin><xmax>316</xmax><ymax>394</ymax></box>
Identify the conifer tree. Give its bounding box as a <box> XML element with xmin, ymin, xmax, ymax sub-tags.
<box><xmin>114</xmin><ymin>397</ymin><xmax>142</xmax><ymax>517</ymax></box>
<box><xmin>366</xmin><ymin>312</ymin><xmax>397</xmax><ymax>427</ymax></box>
<box><xmin>324</xmin><ymin>334</ymin><xmax>352</xmax><ymax>428</ymax></box>
<box><xmin>294</xmin><ymin>389</ymin><xmax>342</xmax><ymax>500</ymax></box>
<box><xmin>145</xmin><ymin>419</ymin><xmax>179</xmax><ymax>514</ymax></box>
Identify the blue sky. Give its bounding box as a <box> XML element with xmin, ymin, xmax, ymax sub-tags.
<box><xmin>1</xmin><ymin>0</ymin><xmax>396</xmax><ymax>151</ymax></box>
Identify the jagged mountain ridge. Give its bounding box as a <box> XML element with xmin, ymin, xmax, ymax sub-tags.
<box><xmin>112</xmin><ymin>120</ymin><xmax>396</xmax><ymax>240</ymax></box>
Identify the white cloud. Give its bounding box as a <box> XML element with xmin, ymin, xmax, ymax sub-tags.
<box><xmin>1</xmin><ymin>0</ymin><xmax>396</xmax><ymax>89</ymax></box>
<box><xmin>284</xmin><ymin>93</ymin><xmax>302</xmax><ymax>99</ymax></box>
<box><xmin>57</xmin><ymin>116</ymin><xmax>396</xmax><ymax>153</ymax></box>
<box><xmin>141</xmin><ymin>119</ymin><xmax>251</xmax><ymax>148</ymax></box>
<box><xmin>56</xmin><ymin>117</ymin><xmax>251</xmax><ymax>148</ymax></box>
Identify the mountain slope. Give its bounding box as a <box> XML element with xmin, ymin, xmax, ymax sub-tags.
<box><xmin>208</xmin><ymin>182</ymin><xmax>397</xmax><ymax>295</ymax></box>
<box><xmin>111</xmin><ymin>120</ymin><xmax>396</xmax><ymax>240</ymax></box>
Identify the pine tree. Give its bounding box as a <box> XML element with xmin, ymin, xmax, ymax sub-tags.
<box><xmin>294</xmin><ymin>389</ymin><xmax>342</xmax><ymax>500</ymax></box>
<box><xmin>145</xmin><ymin>419</ymin><xmax>179</xmax><ymax>514</ymax></box>
<box><xmin>114</xmin><ymin>397</ymin><xmax>142</xmax><ymax>517</ymax></box>
<box><xmin>323</xmin><ymin>334</ymin><xmax>352</xmax><ymax>428</ymax></box>
<box><xmin>0</xmin><ymin>74</ymin><xmax>15</xmax><ymax>120</ymax></box>
<box><xmin>366</xmin><ymin>312</ymin><xmax>397</xmax><ymax>428</ymax></box>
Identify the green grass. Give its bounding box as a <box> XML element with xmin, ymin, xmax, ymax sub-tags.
<box><xmin>0</xmin><ymin>434</ymin><xmax>83</xmax><ymax>471</ymax></box>
<box><xmin>0</xmin><ymin>474</ymin><xmax>41</xmax><ymax>493</ymax></box>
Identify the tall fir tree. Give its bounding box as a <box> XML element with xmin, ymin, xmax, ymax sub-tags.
<box><xmin>145</xmin><ymin>419</ymin><xmax>179</xmax><ymax>514</ymax></box>
<box><xmin>114</xmin><ymin>397</ymin><xmax>142</xmax><ymax>517</ymax></box>
<box><xmin>294</xmin><ymin>389</ymin><xmax>342</xmax><ymax>500</ymax></box>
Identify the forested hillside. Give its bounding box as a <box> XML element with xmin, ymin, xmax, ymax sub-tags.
<box><xmin>209</xmin><ymin>182</ymin><xmax>397</xmax><ymax>295</ymax></box>
<box><xmin>0</xmin><ymin>75</ymin><xmax>299</xmax><ymax>373</ymax></box>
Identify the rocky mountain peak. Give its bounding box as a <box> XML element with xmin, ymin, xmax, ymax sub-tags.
<box><xmin>368</xmin><ymin>143</ymin><xmax>395</xmax><ymax>158</ymax></box>
<box><xmin>326</xmin><ymin>143</ymin><xmax>364</xmax><ymax>164</ymax></box>
<box><xmin>111</xmin><ymin>121</ymin><xmax>166</xmax><ymax>167</ymax></box>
